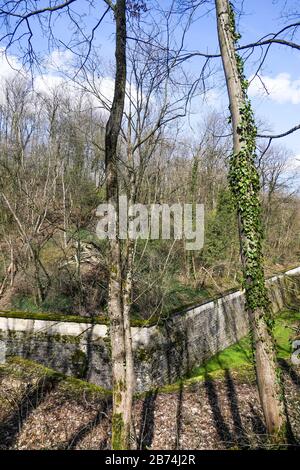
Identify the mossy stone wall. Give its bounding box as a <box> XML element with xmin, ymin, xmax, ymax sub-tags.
<box><xmin>0</xmin><ymin>267</ymin><xmax>299</xmax><ymax>391</ymax></box>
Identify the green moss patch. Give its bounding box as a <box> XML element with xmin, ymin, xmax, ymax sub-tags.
<box><xmin>191</xmin><ymin>309</ymin><xmax>299</xmax><ymax>377</ymax></box>
<box><xmin>158</xmin><ymin>309</ymin><xmax>300</xmax><ymax>394</ymax></box>
<box><xmin>0</xmin><ymin>309</ymin><xmax>110</xmax><ymax>325</ymax></box>
<box><xmin>0</xmin><ymin>356</ymin><xmax>111</xmax><ymax>401</ymax></box>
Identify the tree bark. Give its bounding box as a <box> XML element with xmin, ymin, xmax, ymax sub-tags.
<box><xmin>105</xmin><ymin>0</ymin><xmax>133</xmax><ymax>450</ymax></box>
<box><xmin>215</xmin><ymin>0</ymin><xmax>286</xmax><ymax>436</ymax></box>
<box><xmin>122</xmin><ymin>115</ymin><xmax>135</xmax><ymax>445</ymax></box>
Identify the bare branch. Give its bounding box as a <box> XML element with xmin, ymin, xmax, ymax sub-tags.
<box><xmin>103</xmin><ymin>0</ymin><xmax>116</xmax><ymax>11</ymax></box>
<box><xmin>258</xmin><ymin>124</ymin><xmax>300</xmax><ymax>140</ymax></box>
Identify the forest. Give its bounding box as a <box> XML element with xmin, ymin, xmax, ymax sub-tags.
<box><xmin>0</xmin><ymin>0</ymin><xmax>300</xmax><ymax>454</ymax></box>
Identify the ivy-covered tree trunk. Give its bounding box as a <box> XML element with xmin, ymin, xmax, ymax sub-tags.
<box><xmin>105</xmin><ymin>0</ymin><xmax>132</xmax><ymax>450</ymax></box>
<box><xmin>215</xmin><ymin>0</ymin><xmax>286</xmax><ymax>436</ymax></box>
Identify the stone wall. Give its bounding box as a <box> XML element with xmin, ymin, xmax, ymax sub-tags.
<box><xmin>0</xmin><ymin>267</ymin><xmax>300</xmax><ymax>392</ymax></box>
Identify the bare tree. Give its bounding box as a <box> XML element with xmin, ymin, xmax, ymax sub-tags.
<box><xmin>103</xmin><ymin>0</ymin><xmax>134</xmax><ymax>450</ymax></box>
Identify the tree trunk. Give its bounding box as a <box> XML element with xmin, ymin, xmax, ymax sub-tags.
<box><xmin>122</xmin><ymin>115</ymin><xmax>135</xmax><ymax>445</ymax></box>
<box><xmin>215</xmin><ymin>0</ymin><xmax>286</xmax><ymax>436</ymax></box>
<box><xmin>105</xmin><ymin>0</ymin><xmax>133</xmax><ymax>449</ymax></box>
<box><xmin>123</xmin><ymin>235</ymin><xmax>135</xmax><ymax>446</ymax></box>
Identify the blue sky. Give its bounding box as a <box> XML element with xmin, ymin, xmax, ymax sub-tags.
<box><xmin>1</xmin><ymin>0</ymin><xmax>300</xmax><ymax>168</ymax></box>
<box><xmin>180</xmin><ymin>0</ymin><xmax>300</xmax><ymax>161</ymax></box>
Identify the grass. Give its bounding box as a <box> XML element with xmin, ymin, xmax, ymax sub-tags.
<box><xmin>191</xmin><ymin>309</ymin><xmax>300</xmax><ymax>376</ymax></box>
<box><xmin>12</xmin><ymin>294</ymin><xmax>74</xmax><ymax>316</ymax></box>
<box><xmin>159</xmin><ymin>309</ymin><xmax>300</xmax><ymax>393</ymax></box>
<box><xmin>159</xmin><ymin>279</ymin><xmax>213</xmax><ymax>317</ymax></box>
<box><xmin>192</xmin><ymin>336</ymin><xmax>253</xmax><ymax>377</ymax></box>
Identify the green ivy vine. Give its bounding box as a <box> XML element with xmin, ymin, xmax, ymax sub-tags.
<box><xmin>227</xmin><ymin>3</ymin><xmax>271</xmax><ymax>317</ymax></box>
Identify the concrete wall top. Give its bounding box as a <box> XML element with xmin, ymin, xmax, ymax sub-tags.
<box><xmin>0</xmin><ymin>266</ymin><xmax>299</xmax><ymax>342</ymax></box>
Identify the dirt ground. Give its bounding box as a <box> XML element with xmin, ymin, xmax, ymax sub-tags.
<box><xmin>0</xmin><ymin>358</ymin><xmax>299</xmax><ymax>450</ymax></box>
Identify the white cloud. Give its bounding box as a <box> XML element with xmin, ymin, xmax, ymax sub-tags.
<box><xmin>203</xmin><ymin>89</ymin><xmax>220</xmax><ymax>105</ymax></box>
<box><xmin>44</xmin><ymin>49</ymin><xmax>74</xmax><ymax>73</ymax></box>
<box><xmin>0</xmin><ymin>49</ymin><xmax>157</xmax><ymax>120</ymax></box>
<box><xmin>249</xmin><ymin>73</ymin><xmax>300</xmax><ymax>105</ymax></box>
<box><xmin>95</xmin><ymin>77</ymin><xmax>115</xmax><ymax>106</ymax></box>
<box><xmin>0</xmin><ymin>50</ymin><xmax>25</xmax><ymax>104</ymax></box>
<box><xmin>0</xmin><ymin>49</ymin><xmax>24</xmax><ymax>87</ymax></box>
<box><xmin>289</xmin><ymin>155</ymin><xmax>300</xmax><ymax>171</ymax></box>
<box><xmin>0</xmin><ymin>49</ymin><xmax>111</xmax><ymax>110</ymax></box>
<box><xmin>34</xmin><ymin>74</ymin><xmax>66</xmax><ymax>95</ymax></box>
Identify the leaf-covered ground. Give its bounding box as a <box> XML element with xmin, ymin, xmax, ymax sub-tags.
<box><xmin>0</xmin><ymin>357</ymin><xmax>299</xmax><ymax>450</ymax></box>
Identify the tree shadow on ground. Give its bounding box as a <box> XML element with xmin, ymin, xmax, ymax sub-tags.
<box><xmin>204</xmin><ymin>372</ymin><xmax>234</xmax><ymax>448</ymax></box>
<box><xmin>224</xmin><ymin>369</ymin><xmax>250</xmax><ymax>448</ymax></box>
<box><xmin>280</xmin><ymin>358</ymin><xmax>300</xmax><ymax>388</ymax></box>
<box><xmin>0</xmin><ymin>374</ymin><xmax>62</xmax><ymax>449</ymax></box>
<box><xmin>248</xmin><ymin>403</ymin><xmax>266</xmax><ymax>436</ymax></box>
<box><xmin>279</xmin><ymin>358</ymin><xmax>299</xmax><ymax>447</ymax></box>
<box><xmin>137</xmin><ymin>389</ymin><xmax>158</xmax><ymax>449</ymax></box>
<box><xmin>64</xmin><ymin>398</ymin><xmax>111</xmax><ymax>450</ymax></box>
<box><xmin>174</xmin><ymin>381</ymin><xmax>183</xmax><ymax>450</ymax></box>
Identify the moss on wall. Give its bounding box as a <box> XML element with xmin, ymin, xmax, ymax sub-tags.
<box><xmin>0</xmin><ymin>309</ymin><xmax>109</xmax><ymax>325</ymax></box>
<box><xmin>70</xmin><ymin>349</ymin><xmax>88</xmax><ymax>378</ymax></box>
<box><xmin>1</xmin><ymin>267</ymin><xmax>299</xmax><ymax>328</ymax></box>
